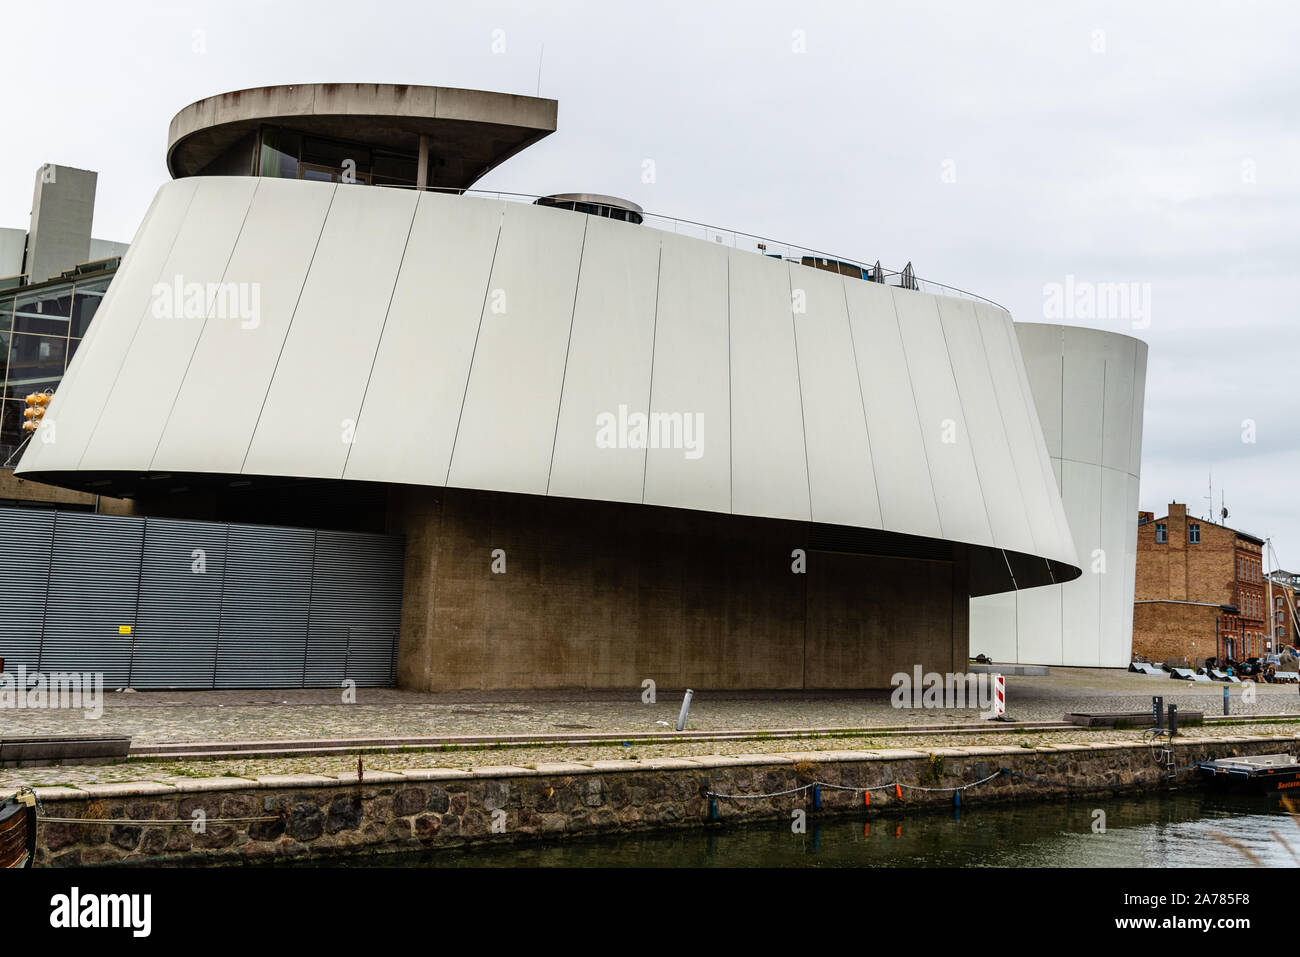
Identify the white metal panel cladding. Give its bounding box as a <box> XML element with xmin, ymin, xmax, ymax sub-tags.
<box><xmin>20</xmin><ymin>178</ymin><xmax>202</xmax><ymax>472</ymax></box>
<box><xmin>547</xmin><ymin>214</ymin><xmax>662</xmax><ymax>504</ymax></box>
<box><xmin>447</xmin><ymin>200</ymin><xmax>589</xmax><ymax>495</ymax></box>
<box><xmin>154</xmin><ymin>177</ymin><xmax>338</xmax><ymax>473</ymax></box>
<box><xmin>727</xmin><ymin>250</ymin><xmax>810</xmax><ymax>521</ymax></box>
<box><xmin>81</xmin><ymin>177</ymin><xmax>261</xmax><ymax>470</ymax></box>
<box><xmin>642</xmin><ymin>232</ymin><xmax>732</xmax><ymax>514</ymax></box>
<box><xmin>244</xmin><ymin>184</ymin><xmax>420</xmax><ymax>479</ymax></box>
<box><xmin>970</xmin><ymin>323</ymin><xmax>1148</xmax><ymax>666</ymax></box>
<box><xmin>843</xmin><ymin>277</ymin><xmax>942</xmax><ymax>539</ymax></box>
<box><xmin>18</xmin><ymin>177</ymin><xmax>1082</xmax><ymax>588</ymax></box>
<box><xmin>344</xmin><ymin>191</ymin><xmax>507</xmax><ymax>486</ymax></box>
<box><xmin>791</xmin><ymin>265</ymin><xmax>882</xmax><ymax>530</ymax></box>
<box><xmin>0</xmin><ymin>507</ymin><xmax>403</xmax><ymax>688</ymax></box>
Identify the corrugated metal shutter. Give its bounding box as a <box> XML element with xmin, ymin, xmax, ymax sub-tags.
<box><xmin>131</xmin><ymin>518</ymin><xmax>228</xmax><ymax>689</ymax></box>
<box><xmin>0</xmin><ymin>506</ymin><xmax>404</xmax><ymax>689</ymax></box>
<box><xmin>42</xmin><ymin>512</ymin><xmax>144</xmax><ymax>687</ymax></box>
<box><xmin>216</xmin><ymin>524</ymin><xmax>316</xmax><ymax>688</ymax></box>
<box><xmin>307</xmin><ymin>530</ymin><xmax>404</xmax><ymax>687</ymax></box>
<box><xmin>0</xmin><ymin>507</ymin><xmax>55</xmax><ymax>673</ymax></box>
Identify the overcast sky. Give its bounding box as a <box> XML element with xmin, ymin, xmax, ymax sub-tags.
<box><xmin>5</xmin><ymin>0</ymin><xmax>1297</xmax><ymax>565</ymax></box>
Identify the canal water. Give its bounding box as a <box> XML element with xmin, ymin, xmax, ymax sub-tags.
<box><xmin>334</xmin><ymin>792</ymin><xmax>1300</xmax><ymax>867</ymax></box>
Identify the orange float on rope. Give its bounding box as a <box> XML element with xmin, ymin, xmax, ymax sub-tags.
<box><xmin>863</xmin><ymin>790</ymin><xmax>870</xmax><ymax>807</ymax></box>
<box><xmin>895</xmin><ymin>783</ymin><xmax>902</xmax><ymax>799</ymax></box>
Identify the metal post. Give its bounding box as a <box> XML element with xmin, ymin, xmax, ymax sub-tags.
<box><xmin>1223</xmin><ymin>686</ymin><xmax>1230</xmax><ymax>716</ymax></box>
<box><xmin>1168</xmin><ymin>704</ymin><xmax>1179</xmax><ymax>736</ymax></box>
<box><xmin>675</xmin><ymin>689</ymin><xmax>694</xmax><ymax>731</ymax></box>
<box><xmin>1153</xmin><ymin>696</ymin><xmax>1163</xmax><ymax>729</ymax></box>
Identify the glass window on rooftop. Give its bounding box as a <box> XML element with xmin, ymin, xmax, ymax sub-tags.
<box><xmin>371</xmin><ymin>151</ymin><xmax>418</xmax><ymax>187</ymax></box>
<box><xmin>70</xmin><ymin>277</ymin><xmax>111</xmax><ymax>338</ymax></box>
<box><xmin>1188</xmin><ymin>522</ymin><xmax>1200</xmax><ymax>544</ymax></box>
<box><xmin>1155</xmin><ymin>522</ymin><xmax>1167</xmax><ymax>543</ymax></box>
<box><xmin>14</xmin><ymin>289</ymin><xmax>72</xmax><ymax>336</ymax></box>
<box><xmin>259</xmin><ymin>126</ymin><xmax>301</xmax><ymax>179</ymax></box>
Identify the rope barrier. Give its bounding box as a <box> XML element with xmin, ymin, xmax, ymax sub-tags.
<box><xmin>706</xmin><ymin>759</ymin><xmax>1211</xmax><ymax>803</ymax></box>
<box><xmin>707</xmin><ymin>769</ymin><xmax>1003</xmax><ymax>800</ymax></box>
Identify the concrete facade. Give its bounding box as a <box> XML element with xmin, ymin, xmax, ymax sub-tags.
<box><xmin>0</xmin><ymin>468</ymin><xmax>133</xmax><ymax>514</ymax></box>
<box><xmin>167</xmin><ymin>83</ymin><xmax>558</xmax><ymax>187</ymax></box>
<box><xmin>391</xmin><ymin>487</ymin><xmax>966</xmax><ymax>691</ymax></box>
<box><xmin>25</xmin><ymin>165</ymin><xmax>97</xmax><ymax>284</ymax></box>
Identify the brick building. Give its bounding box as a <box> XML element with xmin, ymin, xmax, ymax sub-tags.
<box><xmin>1133</xmin><ymin>502</ymin><xmax>1269</xmax><ymax>665</ymax></box>
<box><xmin>1266</xmin><ymin>570</ymin><xmax>1300</xmax><ymax>653</ymax></box>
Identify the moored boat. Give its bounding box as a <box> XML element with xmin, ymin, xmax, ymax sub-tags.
<box><xmin>1198</xmin><ymin>753</ymin><xmax>1300</xmax><ymax>794</ymax></box>
<box><xmin>0</xmin><ymin>790</ymin><xmax>37</xmax><ymax>868</ymax></box>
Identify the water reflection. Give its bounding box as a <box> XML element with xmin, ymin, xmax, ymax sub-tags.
<box><xmin>312</xmin><ymin>792</ymin><xmax>1300</xmax><ymax>868</ymax></box>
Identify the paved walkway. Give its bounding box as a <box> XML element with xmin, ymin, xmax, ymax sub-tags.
<box><xmin>1</xmin><ymin>667</ymin><xmax>1297</xmax><ymax>747</ymax></box>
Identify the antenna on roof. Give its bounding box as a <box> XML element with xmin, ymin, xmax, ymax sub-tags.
<box><xmin>1204</xmin><ymin>473</ymin><xmax>1213</xmax><ymax>521</ymax></box>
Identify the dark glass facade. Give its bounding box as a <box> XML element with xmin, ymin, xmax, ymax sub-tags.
<box><xmin>0</xmin><ymin>264</ymin><xmax>115</xmax><ymax>465</ymax></box>
<box><xmin>257</xmin><ymin>125</ymin><xmax>420</xmax><ymax>187</ymax></box>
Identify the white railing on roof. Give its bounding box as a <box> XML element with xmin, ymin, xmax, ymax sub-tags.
<box><xmin>378</xmin><ymin>184</ymin><xmax>1007</xmax><ymax>311</ymax></box>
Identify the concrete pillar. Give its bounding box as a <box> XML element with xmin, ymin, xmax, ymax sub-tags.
<box><xmin>417</xmin><ymin>135</ymin><xmax>430</xmax><ymax>190</ymax></box>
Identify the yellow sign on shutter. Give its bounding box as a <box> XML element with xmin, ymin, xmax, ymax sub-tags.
<box><xmin>118</xmin><ymin>625</ymin><xmax>132</xmax><ymax>635</ymax></box>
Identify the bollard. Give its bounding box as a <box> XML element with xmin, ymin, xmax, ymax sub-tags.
<box><xmin>675</xmin><ymin>689</ymin><xmax>694</xmax><ymax>732</ymax></box>
<box><xmin>1152</xmin><ymin>696</ymin><xmax>1164</xmax><ymax>729</ymax></box>
<box><xmin>992</xmin><ymin>673</ymin><xmax>1006</xmax><ymax>718</ymax></box>
<box><xmin>1223</xmin><ymin>686</ymin><xmax>1230</xmax><ymax>716</ymax></box>
<box><xmin>1168</xmin><ymin>703</ymin><xmax>1179</xmax><ymax>736</ymax></box>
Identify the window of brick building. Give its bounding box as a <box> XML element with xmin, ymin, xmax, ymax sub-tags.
<box><xmin>1189</xmin><ymin>523</ymin><xmax>1200</xmax><ymax>544</ymax></box>
<box><xmin>1155</xmin><ymin>523</ymin><xmax>1167</xmax><ymax>544</ymax></box>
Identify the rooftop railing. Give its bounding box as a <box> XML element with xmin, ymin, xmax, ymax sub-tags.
<box><xmin>380</xmin><ymin>184</ymin><xmax>1007</xmax><ymax>311</ymax></box>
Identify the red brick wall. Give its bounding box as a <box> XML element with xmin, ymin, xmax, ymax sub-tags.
<box><xmin>1132</xmin><ymin>601</ymin><xmax>1221</xmax><ymax>666</ymax></box>
<box><xmin>1133</xmin><ymin>502</ymin><xmax>1269</xmax><ymax>663</ymax></box>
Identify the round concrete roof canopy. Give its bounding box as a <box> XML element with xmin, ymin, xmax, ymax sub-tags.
<box><xmin>167</xmin><ymin>82</ymin><xmax>558</xmax><ymax>188</ymax></box>
<box><xmin>536</xmin><ymin>193</ymin><xmax>644</xmax><ymax>214</ymax></box>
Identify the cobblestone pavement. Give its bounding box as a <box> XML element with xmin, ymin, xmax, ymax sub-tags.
<box><xmin>1</xmin><ymin>668</ymin><xmax>1297</xmax><ymax>746</ymax></box>
<box><xmin>3</xmin><ymin>721</ymin><xmax>1296</xmax><ymax>791</ymax></box>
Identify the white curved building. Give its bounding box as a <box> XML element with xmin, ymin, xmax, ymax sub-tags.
<box><xmin>11</xmin><ymin>83</ymin><xmax>1108</xmax><ymax>690</ymax></box>
<box><xmin>970</xmin><ymin>324</ymin><xmax>1148</xmax><ymax>667</ymax></box>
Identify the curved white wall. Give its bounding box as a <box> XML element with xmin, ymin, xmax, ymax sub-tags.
<box><xmin>18</xmin><ymin>176</ymin><xmax>1079</xmax><ymax>590</ymax></box>
<box><xmin>970</xmin><ymin>323</ymin><xmax>1147</xmax><ymax>666</ymax></box>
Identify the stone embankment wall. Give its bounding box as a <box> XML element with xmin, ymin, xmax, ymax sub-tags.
<box><xmin>30</xmin><ymin>736</ymin><xmax>1292</xmax><ymax>866</ymax></box>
